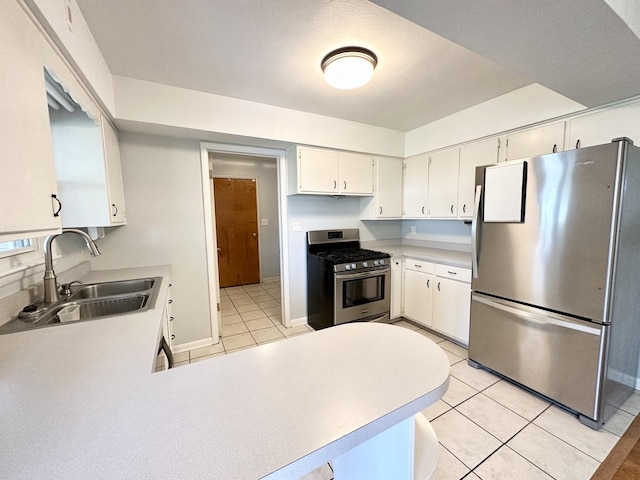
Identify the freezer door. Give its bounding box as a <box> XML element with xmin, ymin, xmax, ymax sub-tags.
<box><xmin>469</xmin><ymin>293</ymin><xmax>606</xmax><ymax>421</ymax></box>
<box><xmin>473</xmin><ymin>142</ymin><xmax>622</xmax><ymax>322</ymax></box>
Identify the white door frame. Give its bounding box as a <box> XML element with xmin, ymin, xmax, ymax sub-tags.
<box><xmin>199</xmin><ymin>142</ymin><xmax>290</xmax><ymax>343</ymax></box>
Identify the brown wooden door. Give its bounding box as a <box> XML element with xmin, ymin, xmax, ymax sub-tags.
<box><xmin>213</xmin><ymin>178</ymin><xmax>260</xmax><ymax>287</ymax></box>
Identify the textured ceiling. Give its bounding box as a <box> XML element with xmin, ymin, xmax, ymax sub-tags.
<box><xmin>371</xmin><ymin>0</ymin><xmax>640</xmax><ymax>109</ymax></box>
<box><xmin>75</xmin><ymin>0</ymin><xmax>531</xmax><ymax>132</ymax></box>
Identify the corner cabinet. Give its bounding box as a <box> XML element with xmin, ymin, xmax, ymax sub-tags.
<box><xmin>402</xmin><ymin>154</ymin><xmax>429</xmax><ymax>218</ymax></box>
<box><xmin>427</xmin><ymin>148</ymin><xmax>460</xmax><ymax>218</ymax></box>
<box><xmin>0</xmin><ymin>2</ymin><xmax>61</xmax><ymax>242</ymax></box>
<box><xmin>360</xmin><ymin>157</ymin><xmax>403</xmax><ymax>219</ymax></box>
<box><xmin>287</xmin><ymin>146</ymin><xmax>374</xmax><ymax>196</ymax></box>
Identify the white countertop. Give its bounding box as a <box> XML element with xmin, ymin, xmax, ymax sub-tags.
<box><xmin>0</xmin><ymin>266</ymin><xmax>450</xmax><ymax>479</ymax></box>
<box><xmin>374</xmin><ymin>243</ymin><xmax>472</xmax><ymax>268</ymax></box>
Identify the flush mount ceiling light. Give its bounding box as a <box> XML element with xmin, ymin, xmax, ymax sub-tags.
<box><xmin>321</xmin><ymin>47</ymin><xmax>377</xmax><ymax>90</ymax></box>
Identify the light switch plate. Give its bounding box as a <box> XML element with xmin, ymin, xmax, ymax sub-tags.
<box><xmin>292</xmin><ymin>222</ymin><xmax>302</xmax><ymax>232</ymax></box>
<box><xmin>261</xmin><ymin>219</ymin><xmax>268</xmax><ymax>226</ymax></box>
<box><xmin>410</xmin><ymin>226</ymin><xmax>417</xmax><ymax>234</ymax></box>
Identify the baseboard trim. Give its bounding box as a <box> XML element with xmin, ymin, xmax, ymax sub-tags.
<box><xmin>290</xmin><ymin>316</ymin><xmax>308</xmax><ymax>327</ymax></box>
<box><xmin>261</xmin><ymin>276</ymin><xmax>280</xmax><ymax>283</ymax></box>
<box><xmin>172</xmin><ymin>337</ymin><xmax>217</xmax><ymax>354</ymax></box>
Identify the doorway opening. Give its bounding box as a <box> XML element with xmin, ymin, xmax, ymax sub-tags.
<box><xmin>199</xmin><ymin>143</ymin><xmax>290</xmax><ymax>344</ymax></box>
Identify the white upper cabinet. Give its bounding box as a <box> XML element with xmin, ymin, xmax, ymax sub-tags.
<box><xmin>458</xmin><ymin>138</ymin><xmax>499</xmax><ymax>219</ymax></box>
<box><xmin>360</xmin><ymin>157</ymin><xmax>403</xmax><ymax>219</ymax></box>
<box><xmin>427</xmin><ymin>148</ymin><xmax>460</xmax><ymax>218</ymax></box>
<box><xmin>569</xmin><ymin>103</ymin><xmax>640</xmax><ymax>149</ymax></box>
<box><xmin>49</xmin><ymin>92</ymin><xmax>127</xmax><ymax>228</ymax></box>
<box><xmin>505</xmin><ymin>122</ymin><xmax>566</xmax><ymax>161</ymax></box>
<box><xmin>297</xmin><ymin>147</ymin><xmax>341</xmax><ymax>193</ymax></box>
<box><xmin>403</xmin><ymin>154</ymin><xmax>429</xmax><ymax>218</ymax></box>
<box><xmin>339</xmin><ymin>152</ymin><xmax>374</xmax><ymax>195</ymax></box>
<box><xmin>102</xmin><ymin>117</ymin><xmax>126</xmax><ymax>224</ymax></box>
<box><xmin>289</xmin><ymin>146</ymin><xmax>373</xmax><ymax>196</ymax></box>
<box><xmin>0</xmin><ymin>3</ymin><xmax>61</xmax><ymax>242</ymax></box>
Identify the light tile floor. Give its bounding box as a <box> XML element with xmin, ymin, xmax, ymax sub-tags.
<box><xmin>392</xmin><ymin>319</ymin><xmax>638</xmax><ymax>480</ymax></box>
<box><xmin>171</xmin><ymin>280</ymin><xmax>313</xmax><ymax>367</ymax></box>
<box><xmin>167</xmin><ymin>300</ymin><xmax>639</xmax><ymax>480</ymax></box>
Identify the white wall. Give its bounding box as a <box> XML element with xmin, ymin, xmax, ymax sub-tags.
<box><xmin>113</xmin><ymin>76</ymin><xmax>405</xmax><ymax>158</ymax></box>
<box><xmin>401</xmin><ymin>220</ymin><xmax>471</xmax><ymax>245</ymax></box>
<box><xmin>405</xmin><ymin>84</ymin><xmax>585</xmax><ymax>157</ymax></box>
<box><xmin>89</xmin><ymin>132</ymin><xmax>212</xmax><ymax>346</ymax></box>
<box><xmin>209</xmin><ymin>154</ymin><xmax>280</xmax><ymax>280</ymax></box>
<box><xmin>286</xmin><ymin>195</ymin><xmax>402</xmax><ymax>323</ymax></box>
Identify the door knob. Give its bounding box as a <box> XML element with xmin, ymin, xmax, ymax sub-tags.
<box><xmin>252</xmin><ymin>233</ymin><xmax>257</xmax><ymax>238</ymax></box>
<box><xmin>217</xmin><ymin>248</ymin><xmax>222</xmax><ymax>252</ymax></box>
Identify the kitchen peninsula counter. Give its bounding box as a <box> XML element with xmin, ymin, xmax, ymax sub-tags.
<box><xmin>0</xmin><ymin>266</ymin><xmax>450</xmax><ymax>479</ymax></box>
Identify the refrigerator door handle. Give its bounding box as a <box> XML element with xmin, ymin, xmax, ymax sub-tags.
<box><xmin>473</xmin><ymin>294</ymin><xmax>601</xmax><ymax>335</ymax></box>
<box><xmin>471</xmin><ymin>185</ymin><xmax>482</xmax><ymax>278</ymax></box>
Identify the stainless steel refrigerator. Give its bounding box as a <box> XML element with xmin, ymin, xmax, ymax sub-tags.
<box><xmin>468</xmin><ymin>138</ymin><xmax>640</xmax><ymax>429</ymax></box>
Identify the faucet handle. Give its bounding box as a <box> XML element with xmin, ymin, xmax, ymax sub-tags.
<box><xmin>60</xmin><ymin>280</ymin><xmax>82</xmax><ymax>297</ymax></box>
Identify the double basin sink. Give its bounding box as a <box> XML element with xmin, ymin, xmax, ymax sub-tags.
<box><xmin>0</xmin><ymin>277</ymin><xmax>161</xmax><ymax>334</ymax></box>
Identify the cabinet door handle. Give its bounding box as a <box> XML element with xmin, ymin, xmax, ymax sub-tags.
<box><xmin>343</xmin><ymin>181</ymin><xmax>347</xmax><ymax>190</ymax></box>
<box><xmin>171</xmin><ymin>334</ymin><xmax>175</xmax><ymax>340</ymax></box>
<box><xmin>576</xmin><ymin>139</ymin><xmax>581</xmax><ymax>149</ymax></box>
<box><xmin>333</xmin><ymin>180</ymin><xmax>337</xmax><ymax>189</ymax></box>
<box><xmin>463</xmin><ymin>204</ymin><xmax>466</xmax><ymax>213</ymax></box>
<box><xmin>427</xmin><ymin>279</ymin><xmax>430</xmax><ymax>288</ymax></box>
<box><xmin>112</xmin><ymin>203</ymin><xmax>118</xmax><ymax>217</ymax></box>
<box><xmin>51</xmin><ymin>194</ymin><xmax>62</xmax><ymax>217</ymax></box>
<box><xmin>437</xmin><ymin>282</ymin><xmax>441</xmax><ymax>291</ymax></box>
<box><xmin>168</xmin><ymin>299</ymin><xmax>173</xmax><ymax>304</ymax></box>
<box><xmin>450</xmin><ymin>204</ymin><xmax>454</xmax><ymax>214</ymax></box>
<box><xmin>379</xmin><ymin>206</ymin><xmax>382</xmax><ymax>215</ymax></box>
<box><xmin>552</xmin><ymin>144</ymin><xmax>558</xmax><ymax>153</ymax></box>
<box><xmin>421</xmin><ymin>206</ymin><xmax>425</xmax><ymax>215</ymax></box>
<box><xmin>447</xmin><ymin>270</ymin><xmax>457</xmax><ymax>275</ymax></box>
<box><xmin>169</xmin><ymin>316</ymin><xmax>174</xmax><ymax>321</ymax></box>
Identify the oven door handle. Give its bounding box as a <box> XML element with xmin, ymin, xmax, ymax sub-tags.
<box><xmin>335</xmin><ymin>267</ymin><xmax>390</xmax><ymax>279</ymax></box>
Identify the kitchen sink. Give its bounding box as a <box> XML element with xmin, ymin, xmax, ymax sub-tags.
<box><xmin>68</xmin><ymin>278</ymin><xmax>157</xmax><ymax>300</ymax></box>
<box><xmin>0</xmin><ymin>277</ymin><xmax>162</xmax><ymax>334</ymax></box>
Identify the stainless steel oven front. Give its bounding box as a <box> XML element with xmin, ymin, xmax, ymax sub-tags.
<box><xmin>334</xmin><ymin>265</ymin><xmax>390</xmax><ymax>325</ymax></box>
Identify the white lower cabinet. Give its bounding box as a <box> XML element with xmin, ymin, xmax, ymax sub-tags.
<box><xmin>402</xmin><ymin>261</ymin><xmax>434</xmax><ymax>328</ymax></box>
<box><xmin>390</xmin><ymin>257</ymin><xmax>403</xmax><ymax>319</ymax></box>
<box><xmin>433</xmin><ymin>278</ymin><xmax>471</xmax><ymax>345</ymax></box>
<box><xmin>401</xmin><ymin>258</ymin><xmax>471</xmax><ymax>345</ymax></box>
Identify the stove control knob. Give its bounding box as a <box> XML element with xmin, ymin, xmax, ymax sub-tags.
<box><xmin>351</xmin><ymin>263</ymin><xmax>357</xmax><ymax>269</ymax></box>
<box><xmin>373</xmin><ymin>260</ymin><xmax>379</xmax><ymax>266</ymax></box>
<box><xmin>363</xmin><ymin>261</ymin><xmax>368</xmax><ymax>267</ymax></box>
<box><xmin>345</xmin><ymin>264</ymin><xmax>351</xmax><ymax>270</ymax></box>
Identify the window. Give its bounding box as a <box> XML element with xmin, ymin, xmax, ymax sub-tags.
<box><xmin>0</xmin><ymin>238</ymin><xmax>35</xmax><ymax>258</ymax></box>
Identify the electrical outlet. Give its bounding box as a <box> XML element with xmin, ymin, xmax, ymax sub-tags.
<box><xmin>410</xmin><ymin>225</ymin><xmax>417</xmax><ymax>235</ymax></box>
<box><xmin>261</xmin><ymin>218</ymin><xmax>268</xmax><ymax>226</ymax></box>
<box><xmin>292</xmin><ymin>222</ymin><xmax>302</xmax><ymax>232</ymax></box>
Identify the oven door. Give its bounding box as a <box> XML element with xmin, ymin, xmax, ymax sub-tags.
<box><xmin>334</xmin><ymin>266</ymin><xmax>390</xmax><ymax>325</ymax></box>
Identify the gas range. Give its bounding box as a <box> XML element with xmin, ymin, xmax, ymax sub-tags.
<box><xmin>306</xmin><ymin>229</ymin><xmax>391</xmax><ymax>330</ymax></box>
<box><xmin>314</xmin><ymin>248</ymin><xmax>390</xmax><ymax>272</ymax></box>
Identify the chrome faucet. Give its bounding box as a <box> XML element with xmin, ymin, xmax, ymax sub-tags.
<box><xmin>43</xmin><ymin>229</ymin><xmax>101</xmax><ymax>304</ymax></box>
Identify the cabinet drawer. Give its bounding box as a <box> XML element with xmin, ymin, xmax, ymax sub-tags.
<box><xmin>405</xmin><ymin>259</ymin><xmax>434</xmax><ymax>273</ymax></box>
<box><xmin>436</xmin><ymin>264</ymin><xmax>471</xmax><ymax>283</ymax></box>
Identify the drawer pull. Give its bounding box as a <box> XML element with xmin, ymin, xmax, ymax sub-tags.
<box><xmin>447</xmin><ymin>270</ymin><xmax>457</xmax><ymax>275</ymax></box>
<box><xmin>415</xmin><ymin>264</ymin><xmax>422</xmax><ymax>268</ymax></box>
